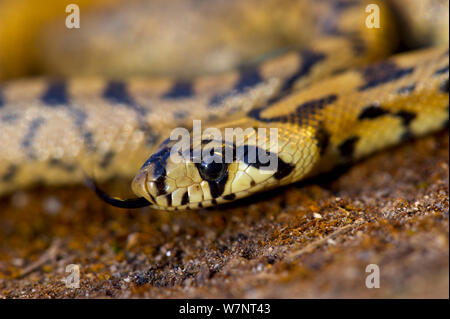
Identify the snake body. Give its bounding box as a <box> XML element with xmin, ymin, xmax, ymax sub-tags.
<box><xmin>0</xmin><ymin>0</ymin><xmax>448</xmax><ymax>211</ymax></box>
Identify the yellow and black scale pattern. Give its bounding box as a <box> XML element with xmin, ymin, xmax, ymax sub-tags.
<box><xmin>0</xmin><ymin>0</ymin><xmax>448</xmax><ymax>211</ymax></box>
<box><xmin>128</xmin><ymin>47</ymin><xmax>449</xmax><ymax>210</ymax></box>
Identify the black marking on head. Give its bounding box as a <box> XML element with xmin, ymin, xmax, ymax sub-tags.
<box><xmin>100</xmin><ymin>151</ymin><xmax>115</xmax><ymax>169</ymax></box>
<box><xmin>238</xmin><ymin>144</ymin><xmax>294</xmax><ymax>180</ymax></box>
<box><xmin>223</xmin><ymin>194</ymin><xmax>236</xmax><ymax>201</ymax></box>
<box><xmin>281</xmin><ymin>50</ymin><xmax>326</xmax><ymax>91</ymax></box>
<box><xmin>154</xmin><ymin>176</ymin><xmax>167</xmax><ymax>196</ymax></box>
<box><xmin>359</xmin><ymin>62</ymin><xmax>414</xmax><ymax>91</ymax></box>
<box><xmin>441</xmin><ymin>79</ymin><xmax>449</xmax><ymax>94</ymax></box>
<box><xmin>21</xmin><ymin>117</ymin><xmax>45</xmax><ymax>150</ymax></box>
<box><xmin>273</xmin><ymin>158</ymin><xmax>295</xmax><ymax>180</ymax></box>
<box><xmin>2</xmin><ymin>164</ymin><xmax>17</xmax><ymax>182</ymax></box>
<box><xmin>358</xmin><ymin>104</ymin><xmax>389</xmax><ymax>120</ymax></box>
<box><xmin>250</xmin><ymin>180</ymin><xmax>256</xmax><ymax>187</ymax></box>
<box><xmin>48</xmin><ymin>158</ymin><xmax>76</xmax><ymax>172</ymax></box>
<box><xmin>234</xmin><ymin>68</ymin><xmax>263</xmax><ymax>93</ymax></box>
<box><xmin>165</xmin><ymin>194</ymin><xmax>172</xmax><ymax>207</ymax></box>
<box><xmin>395</xmin><ymin>111</ymin><xmax>416</xmax><ymax>126</ymax></box>
<box><xmin>207</xmin><ymin>170</ymin><xmax>228</xmax><ymax>199</ymax></box>
<box><xmin>103</xmin><ymin>81</ymin><xmax>147</xmax><ymax>115</ymax></box>
<box><xmin>316</xmin><ymin>126</ymin><xmax>331</xmax><ymax>156</ymax></box>
<box><xmin>141</xmin><ymin>146</ymin><xmax>170</xmax><ymax>170</ymax></box>
<box><xmin>248</xmin><ymin>94</ymin><xmax>337</xmax><ymax>124</ymax></box>
<box><xmin>41</xmin><ymin>81</ymin><xmax>68</xmax><ymax>106</ymax></box>
<box><xmin>162</xmin><ymin>81</ymin><xmax>194</xmax><ymax>99</ymax></box>
<box><xmin>338</xmin><ymin>136</ymin><xmax>359</xmax><ymax>159</ymax></box>
<box><xmin>141</xmin><ymin>146</ymin><xmax>171</xmax><ymax>196</ymax></box>
<box><xmin>239</xmin><ymin>145</ymin><xmax>268</xmax><ymax>169</ymax></box>
<box><xmin>396</xmin><ymin>84</ymin><xmax>416</xmax><ymax>95</ymax></box>
<box><xmin>181</xmin><ymin>192</ymin><xmax>189</xmax><ymax>206</ymax></box>
<box><xmin>434</xmin><ymin>65</ymin><xmax>449</xmax><ymax>76</ymax></box>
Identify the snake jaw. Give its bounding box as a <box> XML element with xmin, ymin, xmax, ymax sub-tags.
<box><xmin>131</xmin><ymin>169</ymin><xmax>152</xmax><ymax>204</ymax></box>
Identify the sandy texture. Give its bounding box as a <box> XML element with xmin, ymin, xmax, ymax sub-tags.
<box><xmin>0</xmin><ymin>130</ymin><xmax>448</xmax><ymax>298</ymax></box>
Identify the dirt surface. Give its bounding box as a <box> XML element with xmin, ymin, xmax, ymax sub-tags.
<box><xmin>0</xmin><ymin>130</ymin><xmax>448</xmax><ymax>299</ymax></box>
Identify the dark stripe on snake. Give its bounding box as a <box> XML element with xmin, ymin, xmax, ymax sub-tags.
<box><xmin>21</xmin><ymin>117</ymin><xmax>45</xmax><ymax>150</ymax></box>
<box><xmin>1</xmin><ymin>113</ymin><xmax>19</xmax><ymax>123</ymax></box>
<box><xmin>173</xmin><ymin>110</ymin><xmax>189</xmax><ymax>119</ymax></box>
<box><xmin>41</xmin><ymin>81</ymin><xmax>68</xmax><ymax>106</ymax></box>
<box><xmin>248</xmin><ymin>94</ymin><xmax>337</xmax><ymax>123</ymax></box>
<box><xmin>234</xmin><ymin>68</ymin><xmax>263</xmax><ymax>93</ymax></box>
<box><xmin>208</xmin><ymin>170</ymin><xmax>228</xmax><ymax>198</ymax></box>
<box><xmin>155</xmin><ymin>176</ymin><xmax>167</xmax><ymax>196</ymax></box>
<box><xmin>281</xmin><ymin>49</ymin><xmax>326</xmax><ymax>91</ymax></box>
<box><xmin>2</xmin><ymin>164</ymin><xmax>17</xmax><ymax>182</ymax></box>
<box><xmin>181</xmin><ymin>191</ymin><xmax>190</xmax><ymax>206</ymax></box>
<box><xmin>395</xmin><ymin>111</ymin><xmax>416</xmax><ymax>126</ymax></box>
<box><xmin>434</xmin><ymin>65</ymin><xmax>449</xmax><ymax>76</ymax></box>
<box><xmin>273</xmin><ymin>157</ymin><xmax>295</xmax><ymax>180</ymax></box>
<box><xmin>100</xmin><ymin>151</ymin><xmax>115</xmax><ymax>169</ymax></box>
<box><xmin>359</xmin><ymin>62</ymin><xmax>414</xmax><ymax>91</ymax></box>
<box><xmin>166</xmin><ymin>194</ymin><xmax>172</xmax><ymax>207</ymax></box>
<box><xmin>64</xmin><ymin>106</ymin><xmax>96</xmax><ymax>151</ymax></box>
<box><xmin>316</xmin><ymin>126</ymin><xmax>331</xmax><ymax>156</ymax></box>
<box><xmin>103</xmin><ymin>81</ymin><xmax>147</xmax><ymax>115</ymax></box>
<box><xmin>396</xmin><ymin>84</ymin><xmax>416</xmax><ymax>95</ymax></box>
<box><xmin>440</xmin><ymin>79</ymin><xmax>449</xmax><ymax>93</ymax></box>
<box><xmin>223</xmin><ymin>194</ymin><xmax>236</xmax><ymax>201</ymax></box>
<box><xmin>358</xmin><ymin>104</ymin><xmax>390</xmax><ymax>119</ymax></box>
<box><xmin>162</xmin><ymin>81</ymin><xmax>194</xmax><ymax>99</ymax></box>
<box><xmin>338</xmin><ymin>136</ymin><xmax>359</xmax><ymax>159</ymax></box>
<box><xmin>48</xmin><ymin>158</ymin><xmax>76</xmax><ymax>172</ymax></box>
<box><xmin>207</xmin><ymin>67</ymin><xmax>263</xmax><ymax>107</ymax></box>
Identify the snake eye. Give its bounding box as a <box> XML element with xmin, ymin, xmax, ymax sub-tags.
<box><xmin>197</xmin><ymin>160</ymin><xmax>227</xmax><ymax>182</ymax></box>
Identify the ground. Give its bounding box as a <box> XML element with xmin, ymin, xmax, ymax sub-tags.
<box><xmin>0</xmin><ymin>130</ymin><xmax>448</xmax><ymax>298</ymax></box>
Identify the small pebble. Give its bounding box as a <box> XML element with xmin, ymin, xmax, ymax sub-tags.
<box><xmin>43</xmin><ymin>196</ymin><xmax>62</xmax><ymax>215</ymax></box>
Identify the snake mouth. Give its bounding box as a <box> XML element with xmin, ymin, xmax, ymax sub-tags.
<box><xmin>128</xmin><ymin>139</ymin><xmax>298</xmax><ymax>210</ymax></box>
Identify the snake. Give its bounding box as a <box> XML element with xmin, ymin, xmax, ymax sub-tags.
<box><xmin>0</xmin><ymin>0</ymin><xmax>448</xmax><ymax>211</ymax></box>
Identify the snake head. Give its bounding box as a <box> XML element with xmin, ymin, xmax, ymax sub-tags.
<box><xmin>131</xmin><ymin>130</ymin><xmax>299</xmax><ymax>210</ymax></box>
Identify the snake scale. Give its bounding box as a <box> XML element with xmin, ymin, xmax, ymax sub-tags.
<box><xmin>0</xmin><ymin>0</ymin><xmax>448</xmax><ymax>211</ymax></box>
